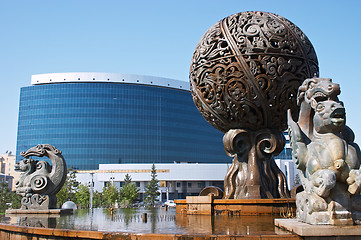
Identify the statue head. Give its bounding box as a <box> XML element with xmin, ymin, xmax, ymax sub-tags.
<box><xmin>297</xmin><ymin>78</ymin><xmax>340</xmax><ymax>107</ymax></box>
<box><xmin>313</xmin><ymin>100</ymin><xmax>345</xmax><ymax>134</ymax></box>
<box><xmin>15</xmin><ymin>158</ymin><xmax>37</xmax><ymax>173</ymax></box>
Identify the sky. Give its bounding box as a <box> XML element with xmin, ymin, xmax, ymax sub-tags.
<box><xmin>0</xmin><ymin>0</ymin><xmax>360</xmax><ymax>154</ymax></box>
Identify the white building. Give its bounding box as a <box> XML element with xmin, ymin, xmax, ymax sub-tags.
<box><xmin>75</xmin><ymin>163</ymin><xmax>228</xmax><ymax>201</ymax></box>
<box><xmin>274</xmin><ymin>132</ymin><xmax>299</xmax><ymax>190</ymax></box>
<box><xmin>74</xmin><ymin>159</ymin><xmax>298</xmax><ymax>201</ymax></box>
<box><xmin>274</xmin><ymin>159</ymin><xmax>298</xmax><ymax>190</ymax></box>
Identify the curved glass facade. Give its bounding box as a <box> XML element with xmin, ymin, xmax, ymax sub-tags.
<box><xmin>16</xmin><ymin>75</ymin><xmax>228</xmax><ymax>170</ymax></box>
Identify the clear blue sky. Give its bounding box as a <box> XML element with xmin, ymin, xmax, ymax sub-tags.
<box><xmin>0</xmin><ymin>0</ymin><xmax>360</xmax><ymax>154</ymax></box>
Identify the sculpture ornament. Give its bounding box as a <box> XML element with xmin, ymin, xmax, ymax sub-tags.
<box><xmin>189</xmin><ymin>11</ymin><xmax>318</xmax><ymax>199</ymax></box>
<box><xmin>15</xmin><ymin>144</ymin><xmax>67</xmax><ymax>210</ymax></box>
<box><xmin>288</xmin><ymin>77</ymin><xmax>361</xmax><ymax>224</ymax></box>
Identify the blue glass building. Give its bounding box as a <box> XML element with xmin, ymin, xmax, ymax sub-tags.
<box><xmin>16</xmin><ymin>73</ymin><xmax>229</xmax><ymax>170</ymax></box>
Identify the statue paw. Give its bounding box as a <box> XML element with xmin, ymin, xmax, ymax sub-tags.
<box><xmin>347</xmin><ymin>169</ymin><xmax>361</xmax><ymax>194</ymax></box>
<box><xmin>296</xmin><ymin>191</ymin><xmax>327</xmax><ymax>218</ymax></box>
<box><xmin>312</xmin><ymin>170</ymin><xmax>336</xmax><ymax>198</ymax></box>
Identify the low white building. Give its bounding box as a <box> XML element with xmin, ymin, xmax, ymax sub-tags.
<box><xmin>274</xmin><ymin>159</ymin><xmax>298</xmax><ymax>190</ymax></box>
<box><xmin>75</xmin><ymin>163</ymin><xmax>229</xmax><ymax>201</ymax></box>
<box><xmin>274</xmin><ymin>132</ymin><xmax>299</xmax><ymax>190</ymax></box>
<box><xmin>74</xmin><ymin>160</ymin><xmax>298</xmax><ymax>201</ymax></box>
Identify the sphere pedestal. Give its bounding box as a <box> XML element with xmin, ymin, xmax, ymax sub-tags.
<box><xmin>222</xmin><ymin>129</ymin><xmax>289</xmax><ymax>199</ymax></box>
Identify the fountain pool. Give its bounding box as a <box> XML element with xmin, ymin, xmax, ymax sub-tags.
<box><xmin>0</xmin><ymin>207</ymin><xmax>301</xmax><ymax>239</ymax></box>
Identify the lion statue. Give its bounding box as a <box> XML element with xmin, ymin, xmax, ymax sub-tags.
<box><xmin>288</xmin><ymin>77</ymin><xmax>361</xmax><ymax>225</ymax></box>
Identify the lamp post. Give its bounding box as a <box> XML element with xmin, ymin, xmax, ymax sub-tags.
<box><xmin>89</xmin><ymin>173</ymin><xmax>94</xmax><ymax>210</ymax></box>
<box><xmin>166</xmin><ymin>187</ymin><xmax>169</xmax><ymax>202</ymax></box>
<box><xmin>110</xmin><ymin>177</ymin><xmax>115</xmax><ymax>185</ymax></box>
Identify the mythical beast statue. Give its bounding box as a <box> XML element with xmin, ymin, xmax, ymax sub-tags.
<box><xmin>288</xmin><ymin>77</ymin><xmax>361</xmax><ymax>225</ymax></box>
<box><xmin>15</xmin><ymin>144</ymin><xmax>67</xmax><ymax>210</ymax></box>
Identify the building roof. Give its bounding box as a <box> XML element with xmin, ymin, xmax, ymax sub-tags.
<box><xmin>31</xmin><ymin>72</ymin><xmax>190</xmax><ymax>91</ymax></box>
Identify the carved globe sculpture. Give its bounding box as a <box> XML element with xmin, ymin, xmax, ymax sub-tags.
<box><xmin>190</xmin><ymin>11</ymin><xmax>319</xmax><ymax>133</ymax></box>
<box><xmin>190</xmin><ymin>11</ymin><xmax>319</xmax><ymax>199</ymax></box>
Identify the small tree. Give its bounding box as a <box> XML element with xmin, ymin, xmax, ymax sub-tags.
<box><xmin>102</xmin><ymin>184</ymin><xmax>119</xmax><ymax>208</ymax></box>
<box><xmin>119</xmin><ymin>174</ymin><xmax>139</xmax><ymax>207</ymax></box>
<box><xmin>74</xmin><ymin>184</ymin><xmax>90</xmax><ymax>209</ymax></box>
<box><xmin>0</xmin><ymin>182</ymin><xmax>12</xmax><ymax>212</ymax></box>
<box><xmin>9</xmin><ymin>191</ymin><xmax>22</xmax><ymax>209</ymax></box>
<box><xmin>56</xmin><ymin>168</ymin><xmax>79</xmax><ymax>207</ymax></box>
<box><xmin>0</xmin><ymin>183</ymin><xmax>23</xmax><ymax>212</ymax></box>
<box><xmin>93</xmin><ymin>190</ymin><xmax>103</xmax><ymax>208</ymax></box>
<box><xmin>144</xmin><ymin>164</ymin><xmax>159</xmax><ymax>207</ymax></box>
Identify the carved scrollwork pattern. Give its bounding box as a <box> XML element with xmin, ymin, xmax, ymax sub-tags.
<box><xmin>190</xmin><ymin>11</ymin><xmax>319</xmax><ymax>133</ymax></box>
<box><xmin>21</xmin><ymin>196</ymin><xmax>31</xmax><ymax>209</ymax></box>
<box><xmin>30</xmin><ymin>175</ymin><xmax>48</xmax><ymax>193</ymax></box>
<box><xmin>20</xmin><ymin>144</ymin><xmax>62</xmax><ymax>158</ymax></box>
<box><xmin>20</xmin><ymin>194</ymin><xmax>48</xmax><ymax>210</ymax></box>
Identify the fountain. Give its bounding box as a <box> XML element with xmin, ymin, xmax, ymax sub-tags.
<box><xmin>2</xmin><ymin>10</ymin><xmax>359</xmax><ymax>240</ymax></box>
<box><xmin>0</xmin><ymin>207</ymin><xmax>301</xmax><ymax>239</ymax></box>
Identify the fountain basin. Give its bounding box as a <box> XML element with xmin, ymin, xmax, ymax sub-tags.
<box><xmin>0</xmin><ymin>208</ymin><xmax>301</xmax><ymax>239</ymax></box>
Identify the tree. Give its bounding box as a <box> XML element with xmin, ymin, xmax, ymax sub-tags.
<box><xmin>0</xmin><ymin>182</ymin><xmax>12</xmax><ymax>212</ymax></box>
<box><xmin>93</xmin><ymin>190</ymin><xmax>103</xmax><ymax>208</ymax></box>
<box><xmin>102</xmin><ymin>184</ymin><xmax>119</xmax><ymax>208</ymax></box>
<box><xmin>56</xmin><ymin>168</ymin><xmax>79</xmax><ymax>207</ymax></box>
<box><xmin>119</xmin><ymin>174</ymin><xmax>139</xmax><ymax>207</ymax></box>
<box><xmin>74</xmin><ymin>184</ymin><xmax>90</xmax><ymax>209</ymax></box>
<box><xmin>0</xmin><ymin>182</ymin><xmax>22</xmax><ymax>212</ymax></box>
<box><xmin>144</xmin><ymin>164</ymin><xmax>159</xmax><ymax>207</ymax></box>
<box><xmin>9</xmin><ymin>191</ymin><xmax>22</xmax><ymax>210</ymax></box>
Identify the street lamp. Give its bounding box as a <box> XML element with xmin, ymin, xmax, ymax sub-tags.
<box><xmin>89</xmin><ymin>173</ymin><xmax>94</xmax><ymax>210</ymax></box>
<box><xmin>110</xmin><ymin>177</ymin><xmax>115</xmax><ymax>185</ymax></box>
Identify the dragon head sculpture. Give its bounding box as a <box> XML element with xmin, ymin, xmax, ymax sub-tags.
<box><xmin>297</xmin><ymin>78</ymin><xmax>340</xmax><ymax>107</ymax></box>
<box><xmin>313</xmin><ymin>100</ymin><xmax>345</xmax><ymax>134</ymax></box>
<box><xmin>296</xmin><ymin>78</ymin><xmax>343</xmax><ymax>140</ymax></box>
<box><xmin>14</xmin><ymin>144</ymin><xmax>67</xmax><ymax>210</ymax></box>
<box><xmin>14</xmin><ymin>158</ymin><xmax>37</xmax><ymax>174</ymax></box>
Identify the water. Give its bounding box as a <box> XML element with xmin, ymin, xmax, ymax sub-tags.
<box><xmin>1</xmin><ymin>208</ymin><xmax>285</xmax><ymax>235</ymax></box>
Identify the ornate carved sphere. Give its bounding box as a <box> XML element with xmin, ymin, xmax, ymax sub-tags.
<box><xmin>190</xmin><ymin>11</ymin><xmax>319</xmax><ymax>133</ymax></box>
